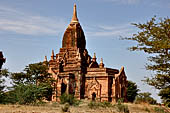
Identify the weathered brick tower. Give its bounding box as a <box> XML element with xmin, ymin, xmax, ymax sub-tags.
<box><xmin>47</xmin><ymin>4</ymin><xmax>127</xmax><ymax>102</ymax></box>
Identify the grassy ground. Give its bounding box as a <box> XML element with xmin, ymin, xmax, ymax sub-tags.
<box><xmin>0</xmin><ymin>101</ymin><xmax>169</xmax><ymax>113</ymax></box>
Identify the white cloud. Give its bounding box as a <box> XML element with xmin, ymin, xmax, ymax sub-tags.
<box><xmin>0</xmin><ymin>6</ymin><xmax>67</xmax><ymax>36</ymax></box>
<box><xmin>0</xmin><ymin>5</ymin><xmax>137</xmax><ymax>38</ymax></box>
<box><xmin>86</xmin><ymin>23</ymin><xmax>136</xmax><ymax>38</ymax></box>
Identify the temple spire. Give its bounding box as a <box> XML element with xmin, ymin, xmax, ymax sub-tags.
<box><xmin>92</xmin><ymin>53</ymin><xmax>97</xmax><ymax>62</ymax></box>
<box><xmin>99</xmin><ymin>58</ymin><xmax>104</xmax><ymax>68</ymax></box>
<box><xmin>100</xmin><ymin>58</ymin><xmax>103</xmax><ymax>64</ymax></box>
<box><xmin>71</xmin><ymin>4</ymin><xmax>79</xmax><ymax>23</ymax></box>
<box><xmin>51</xmin><ymin>50</ymin><xmax>54</xmax><ymax>60</ymax></box>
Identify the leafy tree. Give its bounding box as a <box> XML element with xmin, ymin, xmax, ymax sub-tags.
<box><xmin>11</xmin><ymin>62</ymin><xmax>51</xmax><ymax>85</ymax></box>
<box><xmin>127</xmin><ymin>80</ymin><xmax>139</xmax><ymax>102</ymax></box>
<box><xmin>123</xmin><ymin>16</ymin><xmax>170</xmax><ymax>105</ymax></box>
<box><xmin>5</xmin><ymin>62</ymin><xmax>54</xmax><ymax>104</ymax></box>
<box><xmin>135</xmin><ymin>92</ymin><xmax>157</xmax><ymax>104</ymax></box>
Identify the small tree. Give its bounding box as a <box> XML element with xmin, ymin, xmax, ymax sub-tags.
<box><xmin>11</xmin><ymin>62</ymin><xmax>51</xmax><ymax>85</ymax></box>
<box><xmin>6</xmin><ymin>62</ymin><xmax>54</xmax><ymax>104</ymax></box>
<box><xmin>135</xmin><ymin>92</ymin><xmax>157</xmax><ymax>104</ymax></box>
<box><xmin>127</xmin><ymin>80</ymin><xmax>139</xmax><ymax>102</ymax></box>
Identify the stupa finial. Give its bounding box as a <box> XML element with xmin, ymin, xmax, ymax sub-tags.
<box><xmin>92</xmin><ymin>53</ymin><xmax>97</xmax><ymax>62</ymax></box>
<box><xmin>71</xmin><ymin>4</ymin><xmax>79</xmax><ymax>23</ymax></box>
<box><xmin>99</xmin><ymin>58</ymin><xmax>104</xmax><ymax>68</ymax></box>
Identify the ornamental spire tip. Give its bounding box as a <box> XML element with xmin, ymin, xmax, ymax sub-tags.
<box><xmin>71</xmin><ymin>3</ymin><xmax>79</xmax><ymax>23</ymax></box>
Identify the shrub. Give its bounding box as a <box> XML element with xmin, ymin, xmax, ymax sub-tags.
<box><xmin>116</xmin><ymin>104</ymin><xmax>129</xmax><ymax>113</ymax></box>
<box><xmin>62</xmin><ymin>103</ymin><xmax>70</xmax><ymax>112</ymax></box>
<box><xmin>117</xmin><ymin>98</ymin><xmax>124</xmax><ymax>104</ymax></box>
<box><xmin>144</xmin><ymin>107</ymin><xmax>150</xmax><ymax>112</ymax></box>
<box><xmin>59</xmin><ymin>93</ymin><xmax>80</xmax><ymax>106</ymax></box>
<box><xmin>33</xmin><ymin>101</ymin><xmax>47</xmax><ymax>106</ymax></box>
<box><xmin>116</xmin><ymin>99</ymin><xmax>129</xmax><ymax>113</ymax></box>
<box><xmin>88</xmin><ymin>101</ymin><xmax>112</xmax><ymax>109</ymax></box>
<box><xmin>3</xmin><ymin>83</ymin><xmax>49</xmax><ymax>105</ymax></box>
<box><xmin>88</xmin><ymin>101</ymin><xmax>98</xmax><ymax>109</ymax></box>
<box><xmin>101</xmin><ymin>101</ymin><xmax>112</xmax><ymax>107</ymax></box>
<box><xmin>134</xmin><ymin>92</ymin><xmax>157</xmax><ymax>105</ymax></box>
<box><xmin>154</xmin><ymin>107</ymin><xmax>166</xmax><ymax>113</ymax></box>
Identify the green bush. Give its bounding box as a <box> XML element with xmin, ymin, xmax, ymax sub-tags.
<box><xmin>116</xmin><ymin>104</ymin><xmax>129</xmax><ymax>113</ymax></box>
<box><xmin>59</xmin><ymin>93</ymin><xmax>80</xmax><ymax>106</ymax></box>
<box><xmin>88</xmin><ymin>101</ymin><xmax>97</xmax><ymax>109</ymax></box>
<box><xmin>3</xmin><ymin>83</ymin><xmax>49</xmax><ymax>105</ymax></box>
<box><xmin>88</xmin><ymin>101</ymin><xmax>112</xmax><ymax>109</ymax></box>
<box><xmin>101</xmin><ymin>101</ymin><xmax>112</xmax><ymax>107</ymax></box>
<box><xmin>154</xmin><ymin>107</ymin><xmax>166</xmax><ymax>113</ymax></box>
<box><xmin>116</xmin><ymin>99</ymin><xmax>129</xmax><ymax>113</ymax></box>
<box><xmin>62</xmin><ymin>103</ymin><xmax>70</xmax><ymax>112</ymax></box>
<box><xmin>165</xmin><ymin>102</ymin><xmax>170</xmax><ymax>108</ymax></box>
<box><xmin>144</xmin><ymin>107</ymin><xmax>150</xmax><ymax>112</ymax></box>
<box><xmin>117</xmin><ymin>98</ymin><xmax>124</xmax><ymax>104</ymax></box>
<box><xmin>134</xmin><ymin>92</ymin><xmax>157</xmax><ymax>105</ymax></box>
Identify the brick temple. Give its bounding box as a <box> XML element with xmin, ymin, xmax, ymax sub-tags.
<box><xmin>46</xmin><ymin>4</ymin><xmax>127</xmax><ymax>102</ymax></box>
<box><xmin>0</xmin><ymin>51</ymin><xmax>5</xmax><ymax>70</ymax></box>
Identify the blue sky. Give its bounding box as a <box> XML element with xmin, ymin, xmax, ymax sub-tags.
<box><xmin>0</xmin><ymin>0</ymin><xmax>170</xmax><ymax>102</ymax></box>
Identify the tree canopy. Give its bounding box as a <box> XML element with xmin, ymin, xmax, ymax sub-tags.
<box><xmin>0</xmin><ymin>62</ymin><xmax>54</xmax><ymax>104</ymax></box>
<box><xmin>123</xmin><ymin>16</ymin><xmax>170</xmax><ymax>106</ymax></box>
<box><xmin>11</xmin><ymin>62</ymin><xmax>51</xmax><ymax>85</ymax></box>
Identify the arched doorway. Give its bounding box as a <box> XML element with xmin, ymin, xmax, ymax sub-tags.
<box><xmin>61</xmin><ymin>82</ymin><xmax>67</xmax><ymax>95</ymax></box>
<box><xmin>92</xmin><ymin>92</ymin><xmax>96</xmax><ymax>101</ymax></box>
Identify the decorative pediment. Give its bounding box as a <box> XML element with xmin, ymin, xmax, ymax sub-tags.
<box><xmin>87</xmin><ymin>77</ymin><xmax>101</xmax><ymax>90</ymax></box>
<box><xmin>89</xmin><ymin>62</ymin><xmax>99</xmax><ymax>68</ymax></box>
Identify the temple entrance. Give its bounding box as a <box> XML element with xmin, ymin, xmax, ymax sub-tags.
<box><xmin>92</xmin><ymin>92</ymin><xmax>96</xmax><ymax>101</ymax></box>
<box><xmin>69</xmin><ymin>74</ymin><xmax>75</xmax><ymax>95</ymax></box>
<box><xmin>61</xmin><ymin>82</ymin><xmax>67</xmax><ymax>94</ymax></box>
<box><xmin>121</xmin><ymin>87</ymin><xmax>125</xmax><ymax>98</ymax></box>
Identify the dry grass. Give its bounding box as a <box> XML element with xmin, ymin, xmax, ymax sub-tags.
<box><xmin>0</xmin><ymin>104</ymin><xmax>61</xmax><ymax>113</ymax></box>
<box><xmin>0</xmin><ymin>101</ymin><xmax>169</xmax><ymax>113</ymax></box>
<box><xmin>126</xmin><ymin>103</ymin><xmax>170</xmax><ymax>113</ymax></box>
